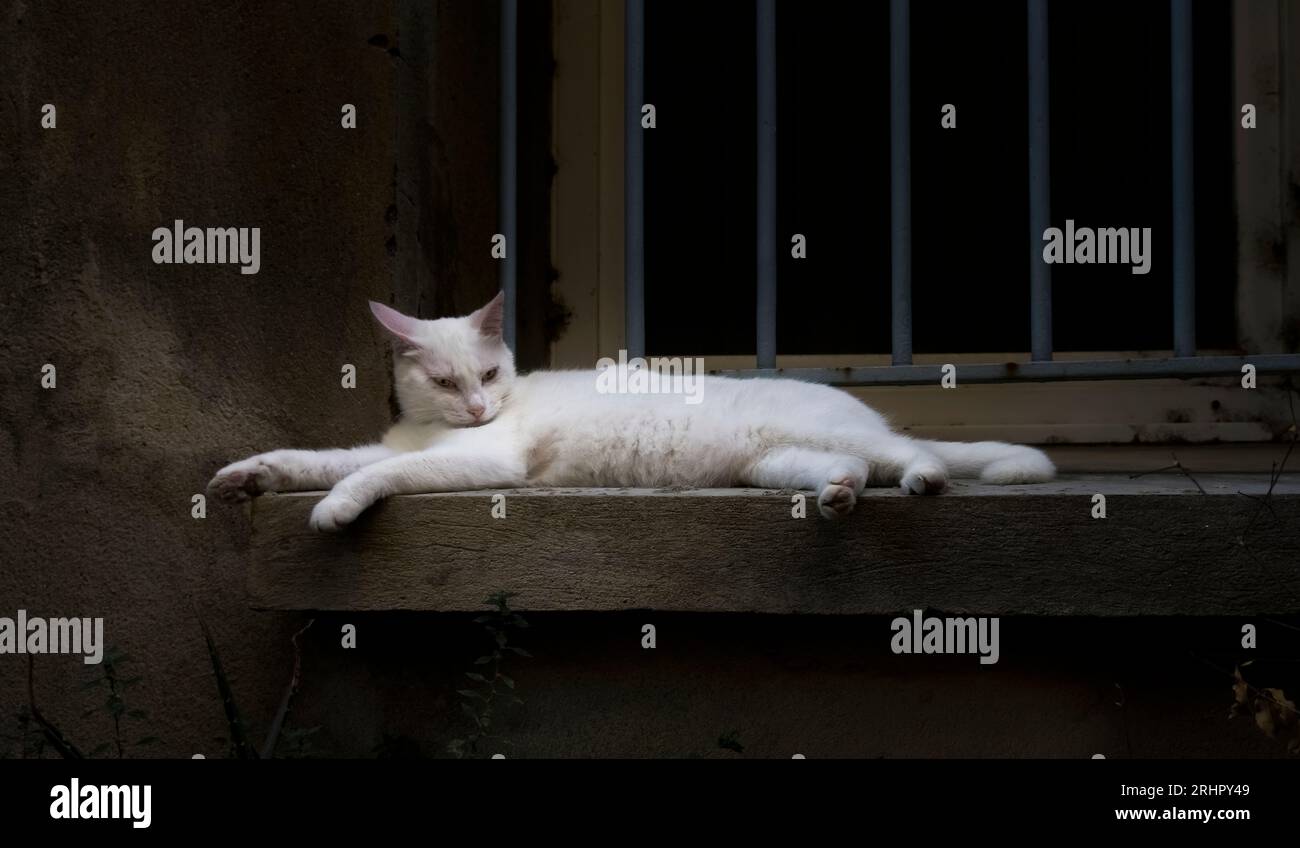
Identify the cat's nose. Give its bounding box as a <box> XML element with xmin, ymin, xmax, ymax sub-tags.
<box><xmin>467</xmin><ymin>403</ymin><xmax>486</xmax><ymax>419</ymax></box>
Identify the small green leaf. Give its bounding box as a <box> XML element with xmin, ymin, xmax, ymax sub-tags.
<box><xmin>464</xmin><ymin>672</ymin><xmax>488</xmax><ymax>682</ymax></box>
<box><xmin>456</xmin><ymin>689</ymin><xmax>484</xmax><ymax>701</ymax></box>
<box><xmin>506</xmin><ymin>647</ymin><xmax>533</xmax><ymax>658</ymax></box>
<box><xmin>718</xmin><ymin>730</ymin><xmax>744</xmax><ymax>754</ymax></box>
<box><xmin>460</xmin><ymin>703</ymin><xmax>484</xmax><ymax>727</ymax></box>
<box><xmin>495</xmin><ymin>631</ymin><xmax>508</xmax><ymax>648</ymax></box>
<box><xmin>499</xmin><ymin>675</ymin><xmax>515</xmax><ymax>689</ymax></box>
<box><xmin>473</xmin><ymin>656</ymin><xmax>493</xmax><ymax>665</ymax></box>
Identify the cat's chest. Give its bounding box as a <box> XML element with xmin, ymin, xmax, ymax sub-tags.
<box><xmin>382</xmin><ymin>420</ymin><xmax>448</xmax><ymax>453</ymax></box>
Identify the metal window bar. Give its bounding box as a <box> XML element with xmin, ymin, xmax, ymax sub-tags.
<box><xmin>889</xmin><ymin>0</ymin><xmax>912</xmax><ymax>366</ymax></box>
<box><xmin>500</xmin><ymin>0</ymin><xmax>518</xmax><ymax>350</ymax></box>
<box><xmin>1170</xmin><ymin>0</ymin><xmax>1196</xmax><ymax>358</ymax></box>
<box><xmin>625</xmin><ymin>0</ymin><xmax>647</xmax><ymax>359</ymax></box>
<box><xmin>1027</xmin><ymin>0</ymin><xmax>1051</xmax><ymax>362</ymax></box>
<box><xmin>609</xmin><ymin>0</ymin><xmax>1300</xmax><ymax>384</ymax></box>
<box><xmin>756</xmin><ymin>0</ymin><xmax>778</xmax><ymax>369</ymax></box>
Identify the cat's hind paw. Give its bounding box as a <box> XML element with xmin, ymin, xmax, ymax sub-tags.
<box><xmin>817</xmin><ymin>483</ymin><xmax>857</xmax><ymax>519</ymax></box>
<box><xmin>308</xmin><ymin>491</ymin><xmax>365</xmax><ymax>532</ymax></box>
<box><xmin>900</xmin><ymin>464</ymin><xmax>948</xmax><ymax>496</ymax></box>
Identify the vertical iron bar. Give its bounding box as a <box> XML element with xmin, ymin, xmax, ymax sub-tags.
<box><xmin>625</xmin><ymin>0</ymin><xmax>646</xmax><ymax>358</ymax></box>
<box><xmin>499</xmin><ymin>0</ymin><xmax>518</xmax><ymax>350</ymax></box>
<box><xmin>889</xmin><ymin>0</ymin><xmax>912</xmax><ymax>365</ymax></box>
<box><xmin>1171</xmin><ymin>0</ymin><xmax>1196</xmax><ymax>357</ymax></box>
<box><xmin>1028</xmin><ymin>0</ymin><xmax>1052</xmax><ymax>361</ymax></box>
<box><xmin>756</xmin><ymin>0</ymin><xmax>777</xmax><ymax>369</ymax></box>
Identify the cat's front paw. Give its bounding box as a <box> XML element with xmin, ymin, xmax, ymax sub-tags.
<box><xmin>209</xmin><ymin>455</ymin><xmax>280</xmax><ymax>503</ymax></box>
<box><xmin>308</xmin><ymin>491</ymin><xmax>366</xmax><ymax>532</ymax></box>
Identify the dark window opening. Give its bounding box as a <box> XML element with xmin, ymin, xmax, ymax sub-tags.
<box><xmin>644</xmin><ymin>1</ymin><xmax>1236</xmax><ymax>358</ymax></box>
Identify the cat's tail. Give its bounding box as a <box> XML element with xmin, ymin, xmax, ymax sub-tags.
<box><xmin>914</xmin><ymin>439</ymin><xmax>1055</xmax><ymax>484</ymax></box>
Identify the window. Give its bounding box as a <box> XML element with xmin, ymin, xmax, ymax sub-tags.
<box><xmin>549</xmin><ymin>0</ymin><xmax>1297</xmax><ymax>446</ymax></box>
<box><xmin>643</xmin><ymin>0</ymin><xmax>1236</xmax><ymax>357</ymax></box>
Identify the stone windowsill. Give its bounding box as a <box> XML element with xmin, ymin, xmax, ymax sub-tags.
<box><xmin>245</xmin><ymin>472</ymin><xmax>1300</xmax><ymax>615</ymax></box>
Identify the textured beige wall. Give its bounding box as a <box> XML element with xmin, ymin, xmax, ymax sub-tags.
<box><xmin>0</xmin><ymin>0</ymin><xmax>398</xmax><ymax>756</ymax></box>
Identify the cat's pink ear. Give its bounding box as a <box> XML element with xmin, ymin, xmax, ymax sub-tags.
<box><xmin>369</xmin><ymin>301</ymin><xmax>420</xmax><ymax>350</ymax></box>
<box><xmin>469</xmin><ymin>292</ymin><xmax>505</xmax><ymax>340</ymax></box>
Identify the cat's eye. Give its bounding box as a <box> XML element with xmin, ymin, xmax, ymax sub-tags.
<box><xmin>482</xmin><ymin>368</ymin><xmax>498</xmax><ymax>383</ymax></box>
<box><xmin>434</xmin><ymin>377</ymin><xmax>457</xmax><ymax>390</ymax></box>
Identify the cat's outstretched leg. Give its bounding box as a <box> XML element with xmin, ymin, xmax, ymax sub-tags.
<box><xmin>209</xmin><ymin>445</ymin><xmax>396</xmax><ymax>503</ymax></box>
<box><xmin>743</xmin><ymin>446</ymin><xmax>870</xmax><ymax>519</ymax></box>
<box><xmin>309</xmin><ymin>427</ymin><xmax>525</xmax><ymax>531</ymax></box>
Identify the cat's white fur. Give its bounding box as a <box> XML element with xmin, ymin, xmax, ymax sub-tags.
<box><xmin>209</xmin><ymin>294</ymin><xmax>1055</xmax><ymax>529</ymax></box>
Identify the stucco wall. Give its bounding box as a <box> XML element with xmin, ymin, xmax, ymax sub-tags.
<box><xmin>0</xmin><ymin>0</ymin><xmax>399</xmax><ymax>755</ymax></box>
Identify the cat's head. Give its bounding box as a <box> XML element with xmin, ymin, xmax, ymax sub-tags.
<box><xmin>368</xmin><ymin>293</ymin><xmax>516</xmax><ymax>427</ymax></box>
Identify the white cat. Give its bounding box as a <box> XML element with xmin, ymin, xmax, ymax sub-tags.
<box><xmin>209</xmin><ymin>294</ymin><xmax>1055</xmax><ymax>529</ymax></box>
